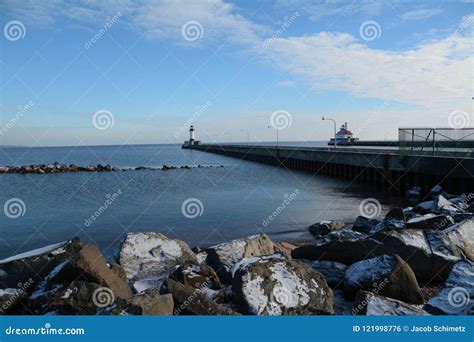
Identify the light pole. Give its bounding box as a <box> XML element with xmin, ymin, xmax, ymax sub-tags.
<box><xmin>268</xmin><ymin>125</ymin><xmax>279</xmax><ymax>148</ymax></box>
<box><xmin>241</xmin><ymin>129</ymin><xmax>250</xmax><ymax>144</ymax></box>
<box><xmin>322</xmin><ymin>116</ymin><xmax>337</xmax><ymax>149</ymax></box>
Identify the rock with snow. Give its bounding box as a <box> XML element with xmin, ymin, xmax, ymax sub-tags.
<box><xmin>164</xmin><ymin>278</ymin><xmax>238</xmax><ymax>315</ymax></box>
<box><xmin>303</xmin><ymin>260</ymin><xmax>347</xmax><ymax>288</ymax></box>
<box><xmin>57</xmin><ymin>243</ymin><xmax>132</xmax><ymax>299</ymax></box>
<box><xmin>353</xmin><ymin>291</ymin><xmax>429</xmax><ymax>315</ymax></box>
<box><xmin>274</xmin><ymin>242</ymin><xmax>296</xmax><ymax>260</ymax></box>
<box><xmin>374</xmin><ymin>229</ymin><xmax>460</xmax><ymax>282</ymax></box>
<box><xmin>170</xmin><ymin>263</ymin><xmax>221</xmax><ymax>291</ymax></box>
<box><xmin>352</xmin><ymin>216</ymin><xmax>379</xmax><ymax>234</ymax></box>
<box><xmin>425</xmin><ymin>260</ymin><xmax>473</xmax><ymax>315</ymax></box>
<box><xmin>291</xmin><ymin>230</ymin><xmax>383</xmax><ymax>265</ymax></box>
<box><xmin>344</xmin><ymin>254</ymin><xmax>423</xmax><ymax>304</ymax></box>
<box><xmin>118</xmin><ymin>232</ymin><xmax>197</xmax><ymax>292</ymax></box>
<box><xmin>407</xmin><ymin>214</ymin><xmax>454</xmax><ymax>230</ymax></box>
<box><xmin>308</xmin><ymin>220</ymin><xmax>345</xmax><ymax>236</ymax></box>
<box><xmin>445</xmin><ymin>218</ymin><xmax>474</xmax><ymax>262</ymax></box>
<box><xmin>206</xmin><ymin>234</ymin><xmax>274</xmax><ymax>283</ymax></box>
<box><xmin>0</xmin><ymin>238</ymin><xmax>81</xmax><ymax>290</ymax></box>
<box><xmin>232</xmin><ymin>255</ymin><xmax>333</xmax><ymax>315</ymax></box>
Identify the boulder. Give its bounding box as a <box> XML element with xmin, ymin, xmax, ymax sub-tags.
<box><xmin>303</xmin><ymin>260</ymin><xmax>347</xmax><ymax>288</ymax></box>
<box><xmin>353</xmin><ymin>291</ymin><xmax>429</xmax><ymax>315</ymax></box>
<box><xmin>414</xmin><ymin>200</ymin><xmax>434</xmax><ymax>214</ymax></box>
<box><xmin>407</xmin><ymin>214</ymin><xmax>454</xmax><ymax>230</ymax></box>
<box><xmin>425</xmin><ymin>260</ymin><xmax>473</xmax><ymax>315</ymax></box>
<box><xmin>169</xmin><ymin>263</ymin><xmax>221</xmax><ymax>290</ymax></box>
<box><xmin>308</xmin><ymin>220</ymin><xmax>345</xmax><ymax>236</ymax></box>
<box><xmin>352</xmin><ymin>216</ymin><xmax>379</xmax><ymax>234</ymax></box>
<box><xmin>445</xmin><ymin>218</ymin><xmax>474</xmax><ymax>262</ymax></box>
<box><xmin>343</xmin><ymin>254</ymin><xmax>424</xmax><ymax>304</ymax></box>
<box><xmin>291</xmin><ymin>230</ymin><xmax>383</xmax><ymax>265</ymax></box>
<box><xmin>232</xmin><ymin>255</ymin><xmax>333</xmax><ymax>315</ymax></box>
<box><xmin>206</xmin><ymin>234</ymin><xmax>274</xmax><ymax>283</ymax></box>
<box><xmin>119</xmin><ymin>232</ymin><xmax>197</xmax><ymax>292</ymax></box>
<box><xmin>274</xmin><ymin>242</ymin><xmax>296</xmax><ymax>260</ymax></box>
<box><xmin>57</xmin><ymin>244</ymin><xmax>132</xmax><ymax>299</ymax></box>
<box><xmin>0</xmin><ymin>238</ymin><xmax>81</xmax><ymax>290</ymax></box>
<box><xmin>374</xmin><ymin>229</ymin><xmax>460</xmax><ymax>282</ymax></box>
<box><xmin>129</xmin><ymin>290</ymin><xmax>174</xmax><ymax>315</ymax></box>
<box><xmin>164</xmin><ymin>279</ymin><xmax>237</xmax><ymax>315</ymax></box>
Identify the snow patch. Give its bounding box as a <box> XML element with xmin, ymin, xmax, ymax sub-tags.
<box><xmin>0</xmin><ymin>241</ymin><xmax>67</xmax><ymax>264</ymax></box>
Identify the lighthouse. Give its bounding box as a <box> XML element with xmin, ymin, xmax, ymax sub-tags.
<box><xmin>182</xmin><ymin>125</ymin><xmax>200</xmax><ymax>149</ymax></box>
<box><xmin>189</xmin><ymin>125</ymin><xmax>195</xmax><ymax>143</ymax></box>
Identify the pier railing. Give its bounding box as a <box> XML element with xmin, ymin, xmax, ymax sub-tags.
<box><xmin>399</xmin><ymin>127</ymin><xmax>474</xmax><ymax>157</ymax></box>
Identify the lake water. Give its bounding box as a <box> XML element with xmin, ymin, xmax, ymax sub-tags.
<box><xmin>0</xmin><ymin>144</ymin><xmax>403</xmax><ymax>260</ymax></box>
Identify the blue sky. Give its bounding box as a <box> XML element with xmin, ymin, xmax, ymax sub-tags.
<box><xmin>0</xmin><ymin>0</ymin><xmax>472</xmax><ymax>146</ymax></box>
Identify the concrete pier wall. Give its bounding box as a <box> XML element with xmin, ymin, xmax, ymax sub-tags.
<box><xmin>190</xmin><ymin>144</ymin><xmax>474</xmax><ymax>194</ymax></box>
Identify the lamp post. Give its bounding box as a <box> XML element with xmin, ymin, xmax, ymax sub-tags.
<box><xmin>322</xmin><ymin>116</ymin><xmax>337</xmax><ymax>149</ymax></box>
<box><xmin>241</xmin><ymin>129</ymin><xmax>250</xmax><ymax>144</ymax></box>
<box><xmin>268</xmin><ymin>125</ymin><xmax>279</xmax><ymax>148</ymax></box>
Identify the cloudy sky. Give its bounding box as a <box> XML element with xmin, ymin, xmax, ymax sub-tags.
<box><xmin>0</xmin><ymin>0</ymin><xmax>472</xmax><ymax>146</ymax></box>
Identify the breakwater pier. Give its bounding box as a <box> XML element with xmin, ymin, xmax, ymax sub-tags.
<box><xmin>189</xmin><ymin>143</ymin><xmax>474</xmax><ymax>194</ymax></box>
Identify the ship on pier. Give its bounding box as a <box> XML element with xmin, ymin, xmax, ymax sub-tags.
<box><xmin>328</xmin><ymin>122</ymin><xmax>359</xmax><ymax>146</ymax></box>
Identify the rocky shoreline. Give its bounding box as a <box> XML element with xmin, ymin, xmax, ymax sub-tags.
<box><xmin>0</xmin><ymin>185</ymin><xmax>472</xmax><ymax>316</ymax></box>
<box><xmin>0</xmin><ymin>162</ymin><xmax>224</xmax><ymax>174</ymax></box>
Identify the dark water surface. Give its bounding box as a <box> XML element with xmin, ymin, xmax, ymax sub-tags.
<box><xmin>0</xmin><ymin>144</ymin><xmax>403</xmax><ymax>259</ymax></box>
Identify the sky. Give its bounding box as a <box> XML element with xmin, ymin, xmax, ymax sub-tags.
<box><xmin>0</xmin><ymin>0</ymin><xmax>472</xmax><ymax>146</ymax></box>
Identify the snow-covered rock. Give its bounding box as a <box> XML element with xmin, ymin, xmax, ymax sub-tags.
<box><xmin>232</xmin><ymin>255</ymin><xmax>333</xmax><ymax>315</ymax></box>
<box><xmin>119</xmin><ymin>232</ymin><xmax>197</xmax><ymax>292</ymax></box>
<box><xmin>352</xmin><ymin>216</ymin><xmax>379</xmax><ymax>234</ymax></box>
<box><xmin>0</xmin><ymin>238</ymin><xmax>81</xmax><ymax>290</ymax></box>
<box><xmin>353</xmin><ymin>291</ymin><xmax>429</xmax><ymax>315</ymax></box>
<box><xmin>308</xmin><ymin>220</ymin><xmax>345</xmax><ymax>236</ymax></box>
<box><xmin>291</xmin><ymin>229</ymin><xmax>383</xmax><ymax>265</ymax></box>
<box><xmin>343</xmin><ymin>254</ymin><xmax>423</xmax><ymax>304</ymax></box>
<box><xmin>445</xmin><ymin>218</ymin><xmax>474</xmax><ymax>262</ymax></box>
<box><xmin>407</xmin><ymin>214</ymin><xmax>454</xmax><ymax>230</ymax></box>
<box><xmin>206</xmin><ymin>234</ymin><xmax>274</xmax><ymax>283</ymax></box>
<box><xmin>425</xmin><ymin>260</ymin><xmax>473</xmax><ymax>315</ymax></box>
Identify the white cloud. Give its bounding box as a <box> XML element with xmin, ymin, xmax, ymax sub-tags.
<box><xmin>259</xmin><ymin>29</ymin><xmax>472</xmax><ymax>111</ymax></box>
<box><xmin>401</xmin><ymin>8</ymin><xmax>443</xmax><ymax>21</ymax></box>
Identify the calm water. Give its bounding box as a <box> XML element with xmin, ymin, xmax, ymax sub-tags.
<box><xmin>0</xmin><ymin>144</ymin><xmax>403</xmax><ymax>259</ymax></box>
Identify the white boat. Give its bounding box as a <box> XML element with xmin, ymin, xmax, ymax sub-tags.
<box><xmin>328</xmin><ymin>122</ymin><xmax>359</xmax><ymax>146</ymax></box>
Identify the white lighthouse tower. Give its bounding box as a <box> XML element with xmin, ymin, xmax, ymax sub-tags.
<box><xmin>182</xmin><ymin>125</ymin><xmax>200</xmax><ymax>148</ymax></box>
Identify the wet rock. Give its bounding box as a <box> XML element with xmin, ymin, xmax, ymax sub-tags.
<box><xmin>343</xmin><ymin>254</ymin><xmax>424</xmax><ymax>304</ymax></box>
<box><xmin>57</xmin><ymin>244</ymin><xmax>132</xmax><ymax>300</ymax></box>
<box><xmin>164</xmin><ymin>279</ymin><xmax>237</xmax><ymax>315</ymax></box>
<box><xmin>291</xmin><ymin>230</ymin><xmax>383</xmax><ymax>265</ymax></box>
<box><xmin>303</xmin><ymin>260</ymin><xmax>347</xmax><ymax>289</ymax></box>
<box><xmin>353</xmin><ymin>291</ymin><xmax>429</xmax><ymax>315</ymax></box>
<box><xmin>119</xmin><ymin>232</ymin><xmax>197</xmax><ymax>292</ymax></box>
<box><xmin>352</xmin><ymin>216</ymin><xmax>379</xmax><ymax>234</ymax></box>
<box><xmin>406</xmin><ymin>214</ymin><xmax>454</xmax><ymax>230</ymax></box>
<box><xmin>308</xmin><ymin>220</ymin><xmax>345</xmax><ymax>236</ymax></box>
<box><xmin>425</xmin><ymin>260</ymin><xmax>473</xmax><ymax>315</ymax></box>
<box><xmin>232</xmin><ymin>255</ymin><xmax>333</xmax><ymax>315</ymax></box>
<box><xmin>0</xmin><ymin>239</ymin><xmax>81</xmax><ymax>290</ymax></box>
<box><xmin>162</xmin><ymin>165</ymin><xmax>175</xmax><ymax>170</ymax></box>
<box><xmin>206</xmin><ymin>234</ymin><xmax>274</xmax><ymax>283</ymax></box>
<box><xmin>414</xmin><ymin>200</ymin><xmax>434</xmax><ymax>214</ymax></box>
<box><xmin>129</xmin><ymin>290</ymin><xmax>174</xmax><ymax>315</ymax></box>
